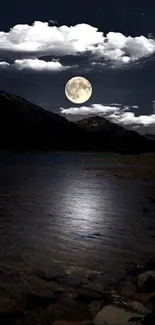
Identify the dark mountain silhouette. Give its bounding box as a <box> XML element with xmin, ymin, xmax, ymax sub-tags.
<box><xmin>144</xmin><ymin>134</ymin><xmax>155</xmax><ymax>141</ymax></box>
<box><xmin>0</xmin><ymin>91</ymin><xmax>89</xmax><ymax>152</ymax></box>
<box><xmin>75</xmin><ymin>116</ymin><xmax>154</xmax><ymax>153</ymax></box>
<box><xmin>0</xmin><ymin>91</ymin><xmax>154</xmax><ymax>153</ymax></box>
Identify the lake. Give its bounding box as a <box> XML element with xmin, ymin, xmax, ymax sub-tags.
<box><xmin>0</xmin><ymin>153</ymin><xmax>155</xmax><ymax>284</ymax></box>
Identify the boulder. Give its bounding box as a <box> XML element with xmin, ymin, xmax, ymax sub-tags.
<box><xmin>93</xmin><ymin>305</ymin><xmax>144</xmax><ymax>325</ymax></box>
<box><xmin>76</xmin><ymin>288</ymin><xmax>103</xmax><ymax>304</ymax></box>
<box><xmin>88</xmin><ymin>301</ymin><xmax>103</xmax><ymax>318</ymax></box>
<box><xmin>53</xmin><ymin>321</ymin><xmax>89</xmax><ymax>325</ymax></box>
<box><xmin>137</xmin><ymin>271</ymin><xmax>155</xmax><ymax>292</ymax></box>
<box><xmin>83</xmin><ymin>282</ymin><xmax>111</xmax><ymax>296</ymax></box>
<box><xmin>134</xmin><ymin>293</ymin><xmax>153</xmax><ymax>307</ymax></box>
<box><xmin>117</xmin><ymin>280</ymin><xmax>137</xmax><ymax>299</ymax></box>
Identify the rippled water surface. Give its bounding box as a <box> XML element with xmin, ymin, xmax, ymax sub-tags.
<box><xmin>0</xmin><ymin>153</ymin><xmax>155</xmax><ymax>283</ymax></box>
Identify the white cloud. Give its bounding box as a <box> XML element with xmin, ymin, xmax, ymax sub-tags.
<box><xmin>132</xmin><ymin>105</ymin><xmax>139</xmax><ymax>109</ymax></box>
<box><xmin>110</xmin><ymin>112</ymin><xmax>155</xmax><ymax>126</ymax></box>
<box><xmin>13</xmin><ymin>59</ymin><xmax>72</xmax><ymax>71</ymax></box>
<box><xmin>60</xmin><ymin>104</ymin><xmax>155</xmax><ymax>126</ymax></box>
<box><xmin>60</xmin><ymin>104</ymin><xmax>121</xmax><ymax>115</ymax></box>
<box><xmin>48</xmin><ymin>19</ymin><xmax>58</xmax><ymax>25</ymax></box>
<box><xmin>0</xmin><ymin>21</ymin><xmax>155</xmax><ymax>66</ymax></box>
<box><xmin>0</xmin><ymin>61</ymin><xmax>9</xmax><ymax>67</ymax></box>
<box><xmin>0</xmin><ymin>58</ymin><xmax>74</xmax><ymax>71</ymax></box>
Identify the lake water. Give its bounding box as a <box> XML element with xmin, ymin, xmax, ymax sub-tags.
<box><xmin>0</xmin><ymin>153</ymin><xmax>155</xmax><ymax>284</ymax></box>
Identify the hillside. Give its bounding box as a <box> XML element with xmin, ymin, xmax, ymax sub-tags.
<box><xmin>0</xmin><ymin>91</ymin><xmax>88</xmax><ymax>152</ymax></box>
<box><xmin>0</xmin><ymin>91</ymin><xmax>154</xmax><ymax>153</ymax></box>
<box><xmin>75</xmin><ymin>116</ymin><xmax>154</xmax><ymax>153</ymax></box>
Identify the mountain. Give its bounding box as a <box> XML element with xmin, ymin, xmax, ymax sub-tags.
<box><xmin>75</xmin><ymin>116</ymin><xmax>154</xmax><ymax>153</ymax></box>
<box><xmin>0</xmin><ymin>91</ymin><xmax>88</xmax><ymax>152</ymax></box>
<box><xmin>0</xmin><ymin>91</ymin><xmax>154</xmax><ymax>153</ymax></box>
<box><xmin>144</xmin><ymin>134</ymin><xmax>155</xmax><ymax>141</ymax></box>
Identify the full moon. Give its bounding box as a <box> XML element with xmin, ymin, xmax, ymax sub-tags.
<box><xmin>65</xmin><ymin>76</ymin><xmax>92</xmax><ymax>104</ymax></box>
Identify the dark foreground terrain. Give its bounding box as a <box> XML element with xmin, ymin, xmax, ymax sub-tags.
<box><xmin>1</xmin><ymin>257</ymin><xmax>155</xmax><ymax>325</ymax></box>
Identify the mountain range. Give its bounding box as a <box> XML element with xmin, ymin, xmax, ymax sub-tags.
<box><xmin>0</xmin><ymin>91</ymin><xmax>154</xmax><ymax>154</ymax></box>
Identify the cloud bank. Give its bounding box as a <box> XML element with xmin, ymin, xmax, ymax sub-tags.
<box><xmin>0</xmin><ymin>59</ymin><xmax>74</xmax><ymax>71</ymax></box>
<box><xmin>60</xmin><ymin>104</ymin><xmax>155</xmax><ymax>127</ymax></box>
<box><xmin>0</xmin><ymin>21</ymin><xmax>155</xmax><ymax>71</ymax></box>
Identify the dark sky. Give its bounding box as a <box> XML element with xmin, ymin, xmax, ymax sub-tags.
<box><xmin>0</xmin><ymin>0</ymin><xmax>155</xmax><ymax>133</ymax></box>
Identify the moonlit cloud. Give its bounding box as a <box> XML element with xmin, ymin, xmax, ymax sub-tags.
<box><xmin>0</xmin><ymin>58</ymin><xmax>74</xmax><ymax>71</ymax></box>
<box><xmin>0</xmin><ymin>61</ymin><xmax>9</xmax><ymax>67</ymax></box>
<box><xmin>0</xmin><ymin>21</ymin><xmax>155</xmax><ymax>67</ymax></box>
<box><xmin>132</xmin><ymin>105</ymin><xmax>139</xmax><ymax>109</ymax></box>
<box><xmin>60</xmin><ymin>104</ymin><xmax>121</xmax><ymax>115</ymax></box>
<box><xmin>13</xmin><ymin>59</ymin><xmax>72</xmax><ymax>71</ymax></box>
<box><xmin>110</xmin><ymin>112</ymin><xmax>155</xmax><ymax>126</ymax></box>
<box><xmin>48</xmin><ymin>19</ymin><xmax>58</xmax><ymax>25</ymax></box>
<box><xmin>60</xmin><ymin>104</ymin><xmax>155</xmax><ymax>127</ymax></box>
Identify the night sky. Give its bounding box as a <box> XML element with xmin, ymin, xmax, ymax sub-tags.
<box><xmin>0</xmin><ymin>0</ymin><xmax>155</xmax><ymax>133</ymax></box>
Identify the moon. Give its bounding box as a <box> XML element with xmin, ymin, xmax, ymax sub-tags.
<box><xmin>65</xmin><ymin>76</ymin><xmax>92</xmax><ymax>104</ymax></box>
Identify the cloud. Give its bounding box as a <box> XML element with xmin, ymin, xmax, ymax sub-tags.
<box><xmin>60</xmin><ymin>104</ymin><xmax>121</xmax><ymax>115</ymax></box>
<box><xmin>48</xmin><ymin>20</ymin><xmax>58</xmax><ymax>25</ymax></box>
<box><xmin>0</xmin><ymin>58</ymin><xmax>74</xmax><ymax>71</ymax></box>
<box><xmin>132</xmin><ymin>105</ymin><xmax>139</xmax><ymax>109</ymax></box>
<box><xmin>110</xmin><ymin>112</ymin><xmax>155</xmax><ymax>126</ymax></box>
<box><xmin>0</xmin><ymin>21</ymin><xmax>155</xmax><ymax>66</ymax></box>
<box><xmin>60</xmin><ymin>104</ymin><xmax>155</xmax><ymax>127</ymax></box>
<box><xmin>13</xmin><ymin>59</ymin><xmax>72</xmax><ymax>71</ymax></box>
<box><xmin>0</xmin><ymin>61</ymin><xmax>9</xmax><ymax>67</ymax></box>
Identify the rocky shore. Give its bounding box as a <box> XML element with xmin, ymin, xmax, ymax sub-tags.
<box><xmin>1</xmin><ymin>257</ymin><xmax>155</xmax><ymax>324</ymax></box>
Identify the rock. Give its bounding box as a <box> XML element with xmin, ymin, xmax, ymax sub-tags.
<box><xmin>117</xmin><ymin>280</ymin><xmax>137</xmax><ymax>299</ymax></box>
<box><xmin>43</xmin><ymin>297</ymin><xmax>90</xmax><ymax>322</ymax></box>
<box><xmin>26</xmin><ymin>292</ymin><xmax>58</xmax><ymax>309</ymax></box>
<box><xmin>53</xmin><ymin>321</ymin><xmax>89</xmax><ymax>325</ymax></box>
<box><xmin>83</xmin><ymin>283</ymin><xmax>110</xmax><ymax>296</ymax></box>
<box><xmin>137</xmin><ymin>271</ymin><xmax>155</xmax><ymax>292</ymax></box>
<box><xmin>129</xmin><ymin>301</ymin><xmax>149</xmax><ymax>314</ymax></box>
<box><xmin>93</xmin><ymin>305</ymin><xmax>144</xmax><ymax>325</ymax></box>
<box><xmin>134</xmin><ymin>293</ymin><xmax>153</xmax><ymax>306</ymax></box>
<box><xmin>110</xmin><ymin>293</ymin><xmax>147</xmax><ymax>315</ymax></box>
<box><xmin>88</xmin><ymin>301</ymin><xmax>103</xmax><ymax>318</ymax></box>
<box><xmin>61</xmin><ymin>275</ymin><xmax>88</xmax><ymax>287</ymax></box>
<box><xmin>76</xmin><ymin>288</ymin><xmax>103</xmax><ymax>304</ymax></box>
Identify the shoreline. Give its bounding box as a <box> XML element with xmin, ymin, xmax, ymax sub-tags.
<box><xmin>1</xmin><ymin>257</ymin><xmax>155</xmax><ymax>324</ymax></box>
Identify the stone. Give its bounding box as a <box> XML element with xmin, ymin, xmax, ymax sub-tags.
<box><xmin>83</xmin><ymin>283</ymin><xmax>110</xmax><ymax>296</ymax></box>
<box><xmin>43</xmin><ymin>297</ymin><xmax>90</xmax><ymax>322</ymax></box>
<box><xmin>134</xmin><ymin>293</ymin><xmax>153</xmax><ymax>306</ymax></box>
<box><xmin>129</xmin><ymin>301</ymin><xmax>149</xmax><ymax>314</ymax></box>
<box><xmin>137</xmin><ymin>271</ymin><xmax>155</xmax><ymax>292</ymax></box>
<box><xmin>88</xmin><ymin>301</ymin><xmax>103</xmax><ymax>317</ymax></box>
<box><xmin>53</xmin><ymin>321</ymin><xmax>89</xmax><ymax>325</ymax></box>
<box><xmin>117</xmin><ymin>280</ymin><xmax>137</xmax><ymax>299</ymax></box>
<box><xmin>76</xmin><ymin>288</ymin><xmax>103</xmax><ymax>304</ymax></box>
<box><xmin>93</xmin><ymin>305</ymin><xmax>144</xmax><ymax>325</ymax></box>
<box><xmin>26</xmin><ymin>292</ymin><xmax>58</xmax><ymax>309</ymax></box>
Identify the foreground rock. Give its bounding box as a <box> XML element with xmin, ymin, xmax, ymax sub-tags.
<box><xmin>92</xmin><ymin>305</ymin><xmax>144</xmax><ymax>325</ymax></box>
<box><xmin>1</xmin><ymin>257</ymin><xmax>155</xmax><ymax>324</ymax></box>
<box><xmin>137</xmin><ymin>271</ymin><xmax>155</xmax><ymax>293</ymax></box>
